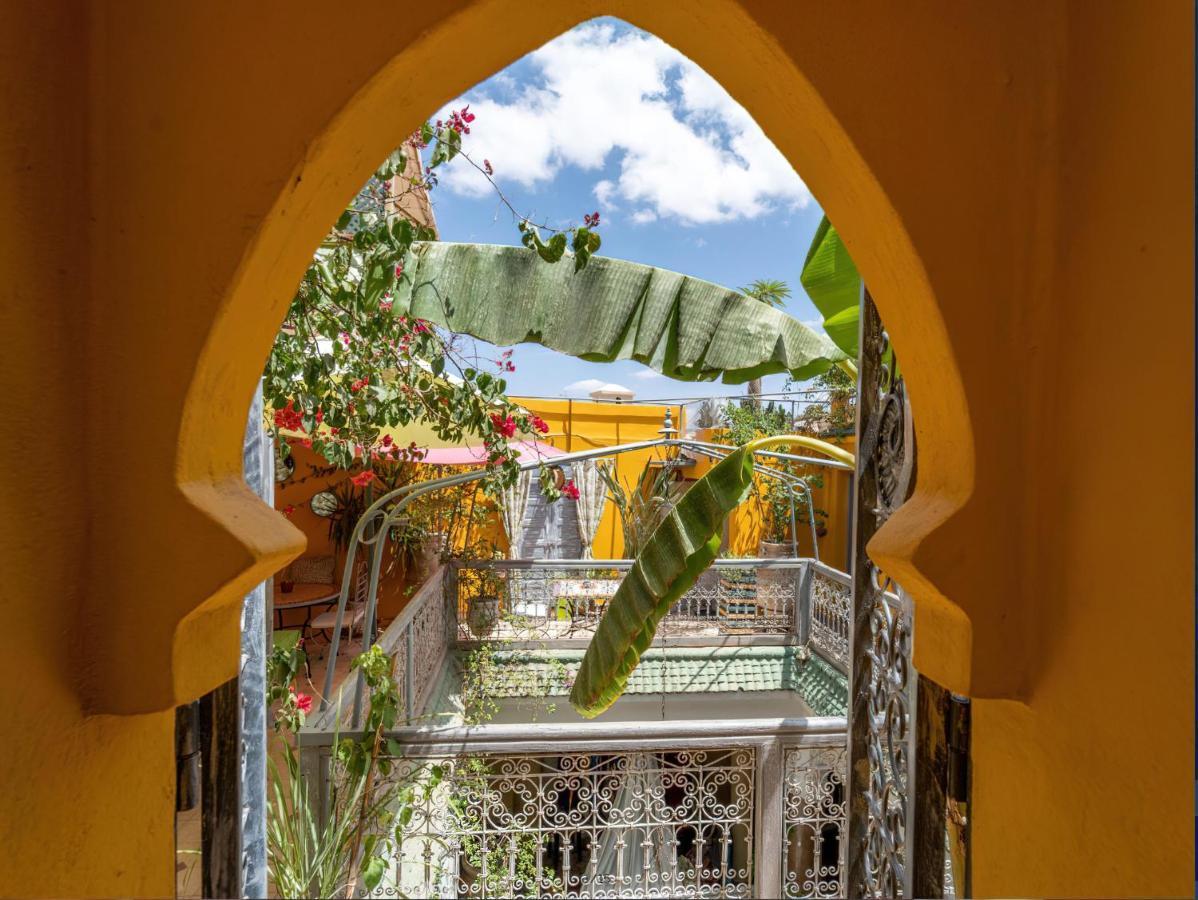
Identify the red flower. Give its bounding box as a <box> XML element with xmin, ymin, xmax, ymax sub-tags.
<box><xmin>531</xmin><ymin>415</ymin><xmax>549</xmax><ymax>434</ymax></box>
<box><xmin>273</xmin><ymin>401</ymin><xmax>304</xmax><ymax>432</ymax></box>
<box><xmin>411</xmin><ymin>319</ymin><xmax>430</xmax><ymax>334</ymax></box>
<box><xmin>584</xmin><ymin>211</ymin><xmax>601</xmax><ymax>228</ymax></box>
<box><xmin>350</xmin><ymin>470</ymin><xmax>378</xmax><ymax>488</ymax></box>
<box><xmin>339</xmin><ymin>331</ymin><xmax>352</xmax><ymax>348</ymax></box>
<box><xmin>483</xmin><ymin>159</ymin><xmax>494</xmax><ymax>176</ymax></box>
<box><xmin>300</xmin><ymin>438</ymin><xmax>312</xmax><ymax>449</ymax></box>
<box><xmin>314</xmin><ymin>407</ymin><xmax>323</xmax><ymax>425</ymax></box>
<box><xmin>562</xmin><ymin>479</ymin><xmax>580</xmax><ymax>501</ymax></box>
<box><xmin>394</xmin><ymin>263</ymin><xmax>404</xmax><ymax>278</ymax></box>
<box><xmin>381</xmin><ymin>434</ymin><xmax>393</xmax><ymax>447</ymax></box>
<box><xmin>489</xmin><ymin>412</ymin><xmax>517</xmax><ymax>438</ymax></box>
<box><xmin>380</xmin><ymin>298</ymin><xmax>393</xmax><ymax>312</ymax></box>
<box><xmin>282</xmin><ymin>504</ymin><xmax>296</xmax><ymax>518</ymax></box>
<box><xmin>295</xmin><ymin>693</ymin><xmax>313</xmax><ymax>714</ymax></box>
<box><xmin>350</xmin><ymin>376</ymin><xmax>369</xmax><ymax>393</ymax></box>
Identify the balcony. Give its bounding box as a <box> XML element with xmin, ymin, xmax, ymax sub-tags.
<box><xmin>299</xmin><ymin>556</ymin><xmax>856</xmax><ymax>898</ymax></box>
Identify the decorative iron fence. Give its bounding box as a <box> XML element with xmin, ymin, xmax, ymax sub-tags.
<box><xmin>297</xmin><ymin>718</ymin><xmax>848</xmax><ymax>899</ymax></box>
<box><xmin>449</xmin><ymin>559</ymin><xmax>808</xmax><ymax>645</ymax></box>
<box><xmin>382</xmin><ymin>747</ymin><xmax>755</xmax><ymax>899</ymax></box>
<box><xmin>808</xmin><ymin>564</ymin><xmax>851</xmax><ymax>669</ymax></box>
<box><xmin>782</xmin><ymin>745</ymin><xmax>848</xmax><ymax>899</ymax></box>
<box><xmin>310</xmin><ymin>566</ymin><xmax>452</xmax><ymax>731</ymax></box>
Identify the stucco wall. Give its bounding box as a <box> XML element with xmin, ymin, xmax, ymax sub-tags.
<box><xmin>0</xmin><ymin>2</ymin><xmax>1191</xmax><ymax>896</ymax></box>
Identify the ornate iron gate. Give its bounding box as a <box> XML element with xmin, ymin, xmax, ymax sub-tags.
<box><xmin>844</xmin><ymin>288</ymin><xmax>970</xmax><ymax>899</ymax></box>
<box><xmin>845</xmin><ymin>287</ymin><xmax>916</xmax><ymax>898</ymax></box>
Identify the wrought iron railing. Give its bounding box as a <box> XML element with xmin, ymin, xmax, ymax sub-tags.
<box><xmin>297</xmin><ymin>717</ymin><xmax>848</xmax><ymax>899</ymax></box>
<box><xmin>449</xmin><ymin>558</ymin><xmax>814</xmax><ymax>646</ymax></box>
<box><xmin>808</xmin><ymin>563</ymin><xmax>851</xmax><ymax>669</ymax></box>
<box><xmin>308</xmin><ymin>566</ymin><xmax>452</xmax><ymax>732</ymax></box>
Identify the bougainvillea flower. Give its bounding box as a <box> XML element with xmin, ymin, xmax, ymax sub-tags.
<box><xmin>350</xmin><ymin>470</ymin><xmax>378</xmax><ymax>488</ymax></box>
<box><xmin>489</xmin><ymin>412</ymin><xmax>517</xmax><ymax>438</ymax></box>
<box><xmin>562</xmin><ymin>479</ymin><xmax>581</xmax><ymax>500</ymax></box>
<box><xmin>531</xmin><ymin>415</ymin><xmax>550</xmax><ymax>434</ymax></box>
<box><xmin>294</xmin><ymin>693</ymin><xmax>313</xmax><ymax>714</ymax></box>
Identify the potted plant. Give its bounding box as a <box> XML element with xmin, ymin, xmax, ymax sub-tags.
<box><xmin>466</xmin><ymin>567</ymin><xmax>504</xmax><ymax>639</ymax></box>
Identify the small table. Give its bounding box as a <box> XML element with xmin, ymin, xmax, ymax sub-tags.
<box><xmin>272</xmin><ymin>582</ymin><xmax>340</xmax><ymax>630</ymax></box>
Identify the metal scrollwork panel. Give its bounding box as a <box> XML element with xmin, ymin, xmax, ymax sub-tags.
<box><xmin>454</xmin><ymin>562</ymin><xmax>803</xmax><ymax>644</ymax></box>
<box><xmin>847</xmin><ymin>290</ymin><xmax>917</xmax><ymax>899</ymax></box>
<box><xmin>782</xmin><ymin>745</ymin><xmax>848</xmax><ymax>899</ymax></box>
<box><xmin>369</xmin><ymin>747</ymin><xmax>756</xmax><ymax>899</ymax></box>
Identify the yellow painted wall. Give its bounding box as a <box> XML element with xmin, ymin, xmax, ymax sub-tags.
<box><xmin>696</xmin><ymin>428</ymin><xmax>855</xmax><ymax>570</ymax></box>
<box><xmin>0</xmin><ymin>2</ymin><xmax>1190</xmax><ymax>896</ymax></box>
<box><xmin>513</xmin><ymin>397</ymin><xmax>684</xmax><ymax>558</ymax></box>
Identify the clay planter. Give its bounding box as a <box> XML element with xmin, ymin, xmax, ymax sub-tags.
<box><xmin>468</xmin><ymin>594</ymin><xmax>500</xmax><ymax>639</ymax></box>
<box><xmin>759</xmin><ymin>540</ymin><xmax>793</xmax><ymax>558</ymax></box>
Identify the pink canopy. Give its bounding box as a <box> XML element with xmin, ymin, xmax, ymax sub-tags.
<box><xmin>417</xmin><ymin>439</ymin><xmax>567</xmax><ymax>466</ymax></box>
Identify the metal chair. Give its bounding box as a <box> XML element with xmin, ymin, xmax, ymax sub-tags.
<box><xmin>309</xmin><ymin>562</ymin><xmax>369</xmax><ymax>649</ymax></box>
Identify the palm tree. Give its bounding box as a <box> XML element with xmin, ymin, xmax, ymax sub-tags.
<box><xmin>739</xmin><ymin>279</ymin><xmax>792</xmax><ymax>403</ymax></box>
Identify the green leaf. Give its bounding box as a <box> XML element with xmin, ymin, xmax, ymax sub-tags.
<box><xmin>800</xmin><ymin>215</ymin><xmax>891</xmax><ymax>374</ymax></box>
<box><xmin>363</xmin><ymin>260</ymin><xmax>396</xmax><ymax>305</ymax></box>
<box><xmin>361</xmin><ymin>856</ymin><xmax>386</xmax><ymax>892</ymax></box>
<box><xmin>390</xmin><ymin>242</ymin><xmax>844</xmax><ymax>384</ymax></box>
<box><xmin>569</xmin><ymin>446</ymin><xmax>757</xmax><ymax>716</ymax></box>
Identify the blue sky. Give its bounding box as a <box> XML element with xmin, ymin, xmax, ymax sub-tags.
<box><xmin>427</xmin><ymin>18</ymin><xmax>828</xmax><ymax>404</ymax></box>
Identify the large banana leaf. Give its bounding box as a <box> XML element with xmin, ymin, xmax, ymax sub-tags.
<box><xmin>800</xmin><ymin>216</ymin><xmax>862</xmax><ymax>359</ymax></box>
<box><xmin>569</xmin><ymin>446</ymin><xmax>757</xmax><ymax>717</ymax></box>
<box><xmin>393</xmin><ymin>242</ymin><xmax>845</xmax><ymax>384</ymax></box>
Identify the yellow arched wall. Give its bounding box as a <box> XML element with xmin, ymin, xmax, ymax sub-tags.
<box><xmin>1</xmin><ymin>1</ymin><xmax>1191</xmax><ymax>897</ymax></box>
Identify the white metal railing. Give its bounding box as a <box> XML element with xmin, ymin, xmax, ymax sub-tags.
<box><xmin>807</xmin><ymin>564</ymin><xmax>851</xmax><ymax>669</ymax></box>
<box><xmin>308</xmin><ymin>566</ymin><xmax>451</xmax><ymax>731</ymax></box>
<box><xmin>297</xmin><ymin>717</ymin><xmax>848</xmax><ymax>899</ymax></box>
<box><xmin>449</xmin><ymin>558</ymin><xmax>812</xmax><ymax>646</ymax></box>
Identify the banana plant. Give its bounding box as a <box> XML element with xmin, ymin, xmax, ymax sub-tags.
<box><xmin>569</xmin><ymin>435</ymin><xmax>855</xmax><ymax>717</ymax></box>
<box><xmin>391</xmin><ymin>242</ymin><xmax>846</xmax><ymax>385</ymax></box>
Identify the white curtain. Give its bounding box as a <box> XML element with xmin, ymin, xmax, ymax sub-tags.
<box><xmin>500</xmin><ymin>470</ymin><xmax>533</xmax><ymax>559</ymax></box>
<box><xmin>591</xmin><ymin>753</ymin><xmax>678</xmax><ymax>893</ymax></box>
<box><xmin>574</xmin><ymin>460</ymin><xmax>607</xmax><ymax>559</ymax></box>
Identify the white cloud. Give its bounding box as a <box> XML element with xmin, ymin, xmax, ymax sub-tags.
<box><xmin>632</xmin><ymin>368</ymin><xmax>663</xmax><ymax>380</ymax></box>
<box><xmin>436</xmin><ymin>22</ymin><xmax>811</xmax><ymax>225</ymax></box>
<box><xmin>562</xmin><ymin>378</ymin><xmax>608</xmax><ymax>396</ymax></box>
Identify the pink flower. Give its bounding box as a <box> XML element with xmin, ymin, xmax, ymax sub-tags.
<box><xmin>483</xmin><ymin>159</ymin><xmax>494</xmax><ymax>176</ymax></box>
<box><xmin>489</xmin><ymin>412</ymin><xmax>517</xmax><ymax>438</ymax></box>
<box><xmin>562</xmin><ymin>479</ymin><xmax>580</xmax><ymax>501</ymax></box>
<box><xmin>380</xmin><ymin>298</ymin><xmax>393</xmax><ymax>312</ymax></box>
<box><xmin>350</xmin><ymin>470</ymin><xmax>378</xmax><ymax>488</ymax></box>
<box><xmin>584</xmin><ymin>211</ymin><xmax>600</xmax><ymax>228</ymax></box>
<box><xmin>295</xmin><ymin>693</ymin><xmax>313</xmax><ymax>714</ymax></box>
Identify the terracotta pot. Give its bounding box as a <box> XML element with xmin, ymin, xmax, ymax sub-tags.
<box><xmin>758</xmin><ymin>540</ymin><xmax>793</xmax><ymax>558</ymax></box>
<box><xmin>468</xmin><ymin>595</ymin><xmax>499</xmax><ymax>638</ymax></box>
